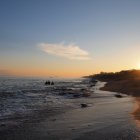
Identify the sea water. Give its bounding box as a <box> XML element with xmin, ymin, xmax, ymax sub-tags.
<box><xmin>0</xmin><ymin>76</ymin><xmax>89</xmax><ymax>122</ymax></box>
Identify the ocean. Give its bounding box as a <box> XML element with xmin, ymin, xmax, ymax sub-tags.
<box><xmin>0</xmin><ymin>77</ymin><xmax>89</xmax><ymax>124</ymax></box>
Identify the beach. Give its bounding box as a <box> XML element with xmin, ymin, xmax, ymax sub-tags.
<box><xmin>100</xmin><ymin>79</ymin><xmax>140</xmax><ymax>125</ymax></box>
<box><xmin>0</xmin><ymin>78</ymin><xmax>140</xmax><ymax>140</ymax></box>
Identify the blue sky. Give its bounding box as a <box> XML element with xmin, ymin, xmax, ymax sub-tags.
<box><xmin>1</xmin><ymin>0</ymin><xmax>140</xmax><ymax>77</ymax></box>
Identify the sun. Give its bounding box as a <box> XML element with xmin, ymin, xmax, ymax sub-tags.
<box><xmin>136</xmin><ymin>63</ymin><xmax>140</xmax><ymax>70</ymax></box>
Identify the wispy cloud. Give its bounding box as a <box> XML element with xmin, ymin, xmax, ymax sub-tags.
<box><xmin>39</xmin><ymin>42</ymin><xmax>90</xmax><ymax>60</ymax></box>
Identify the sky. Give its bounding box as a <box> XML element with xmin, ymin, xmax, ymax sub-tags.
<box><xmin>1</xmin><ymin>0</ymin><xmax>140</xmax><ymax>78</ymax></box>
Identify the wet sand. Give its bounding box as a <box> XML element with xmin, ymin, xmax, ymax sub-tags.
<box><xmin>101</xmin><ymin>80</ymin><xmax>140</xmax><ymax>124</ymax></box>
<box><xmin>0</xmin><ymin>82</ymin><xmax>140</xmax><ymax>140</ymax></box>
<box><xmin>132</xmin><ymin>97</ymin><xmax>140</xmax><ymax>122</ymax></box>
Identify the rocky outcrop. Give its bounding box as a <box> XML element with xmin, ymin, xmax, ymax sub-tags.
<box><xmin>81</xmin><ymin>103</ymin><xmax>88</xmax><ymax>108</ymax></box>
<box><xmin>45</xmin><ymin>81</ymin><xmax>54</xmax><ymax>85</ymax></box>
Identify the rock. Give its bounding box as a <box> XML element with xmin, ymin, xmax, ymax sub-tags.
<box><xmin>51</xmin><ymin>82</ymin><xmax>54</xmax><ymax>85</ymax></box>
<box><xmin>89</xmin><ymin>79</ymin><xmax>98</xmax><ymax>87</ymax></box>
<box><xmin>45</xmin><ymin>81</ymin><xmax>54</xmax><ymax>85</ymax></box>
<box><xmin>45</xmin><ymin>81</ymin><xmax>50</xmax><ymax>85</ymax></box>
<box><xmin>73</xmin><ymin>94</ymin><xmax>81</xmax><ymax>98</ymax></box>
<box><xmin>81</xmin><ymin>103</ymin><xmax>88</xmax><ymax>108</ymax></box>
<box><xmin>91</xmin><ymin>79</ymin><xmax>98</xmax><ymax>83</ymax></box>
<box><xmin>81</xmin><ymin>88</ymin><xmax>86</xmax><ymax>91</ymax></box>
<box><xmin>82</xmin><ymin>92</ymin><xmax>91</xmax><ymax>97</ymax></box>
<box><xmin>114</xmin><ymin>94</ymin><xmax>123</xmax><ymax>98</ymax></box>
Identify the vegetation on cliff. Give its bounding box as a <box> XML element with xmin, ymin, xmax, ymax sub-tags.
<box><xmin>88</xmin><ymin>69</ymin><xmax>140</xmax><ymax>96</ymax></box>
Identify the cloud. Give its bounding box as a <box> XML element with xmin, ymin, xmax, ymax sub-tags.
<box><xmin>39</xmin><ymin>42</ymin><xmax>90</xmax><ymax>60</ymax></box>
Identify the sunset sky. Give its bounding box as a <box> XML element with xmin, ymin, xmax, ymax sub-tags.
<box><xmin>1</xmin><ymin>0</ymin><xmax>140</xmax><ymax>78</ymax></box>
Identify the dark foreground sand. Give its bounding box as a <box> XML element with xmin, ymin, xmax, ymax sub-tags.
<box><xmin>0</xmin><ymin>98</ymin><xmax>139</xmax><ymax>140</ymax></box>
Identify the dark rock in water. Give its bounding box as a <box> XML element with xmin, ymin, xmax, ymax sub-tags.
<box><xmin>82</xmin><ymin>92</ymin><xmax>91</xmax><ymax>97</ymax></box>
<box><xmin>45</xmin><ymin>80</ymin><xmax>54</xmax><ymax>85</ymax></box>
<box><xmin>81</xmin><ymin>88</ymin><xmax>86</xmax><ymax>91</ymax></box>
<box><xmin>73</xmin><ymin>94</ymin><xmax>81</xmax><ymax>98</ymax></box>
<box><xmin>51</xmin><ymin>82</ymin><xmax>54</xmax><ymax>85</ymax></box>
<box><xmin>115</xmin><ymin>94</ymin><xmax>123</xmax><ymax>98</ymax></box>
<box><xmin>89</xmin><ymin>79</ymin><xmax>97</xmax><ymax>87</ymax></box>
<box><xmin>45</xmin><ymin>81</ymin><xmax>50</xmax><ymax>85</ymax></box>
<box><xmin>81</xmin><ymin>103</ymin><xmax>88</xmax><ymax>108</ymax></box>
<box><xmin>90</xmin><ymin>79</ymin><xmax>98</xmax><ymax>83</ymax></box>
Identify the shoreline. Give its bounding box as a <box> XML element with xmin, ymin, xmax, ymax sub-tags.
<box><xmin>0</xmin><ymin>80</ymin><xmax>140</xmax><ymax>139</ymax></box>
<box><xmin>100</xmin><ymin>80</ymin><xmax>140</xmax><ymax>123</ymax></box>
<box><xmin>132</xmin><ymin>97</ymin><xmax>140</xmax><ymax>122</ymax></box>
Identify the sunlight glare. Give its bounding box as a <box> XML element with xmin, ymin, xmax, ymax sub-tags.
<box><xmin>136</xmin><ymin>63</ymin><xmax>140</xmax><ymax>70</ymax></box>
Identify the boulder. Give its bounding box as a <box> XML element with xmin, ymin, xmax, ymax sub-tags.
<box><xmin>45</xmin><ymin>81</ymin><xmax>50</xmax><ymax>85</ymax></box>
<box><xmin>82</xmin><ymin>92</ymin><xmax>91</xmax><ymax>97</ymax></box>
<box><xmin>81</xmin><ymin>103</ymin><xmax>88</xmax><ymax>108</ymax></box>
<box><xmin>51</xmin><ymin>82</ymin><xmax>54</xmax><ymax>85</ymax></box>
<box><xmin>45</xmin><ymin>81</ymin><xmax>54</xmax><ymax>85</ymax></box>
<box><xmin>114</xmin><ymin>94</ymin><xmax>123</xmax><ymax>98</ymax></box>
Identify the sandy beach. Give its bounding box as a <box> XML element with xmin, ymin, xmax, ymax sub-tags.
<box><xmin>100</xmin><ymin>79</ymin><xmax>140</xmax><ymax>125</ymax></box>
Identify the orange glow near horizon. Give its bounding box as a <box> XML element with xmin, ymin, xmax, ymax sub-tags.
<box><xmin>1</xmin><ymin>63</ymin><xmax>139</xmax><ymax>78</ymax></box>
<box><xmin>1</xmin><ymin>68</ymin><xmax>95</xmax><ymax>78</ymax></box>
<box><xmin>1</xmin><ymin>54</ymin><xmax>140</xmax><ymax>78</ymax></box>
